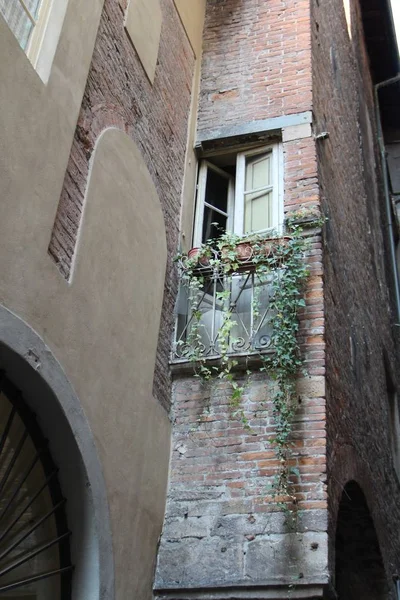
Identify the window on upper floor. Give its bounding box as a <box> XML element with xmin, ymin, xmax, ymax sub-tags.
<box><xmin>173</xmin><ymin>143</ymin><xmax>284</xmax><ymax>362</ymax></box>
<box><xmin>193</xmin><ymin>144</ymin><xmax>283</xmax><ymax>246</ymax></box>
<box><xmin>0</xmin><ymin>0</ymin><xmax>51</xmax><ymax>60</ymax></box>
<box><xmin>0</xmin><ymin>0</ymin><xmax>69</xmax><ymax>82</ymax></box>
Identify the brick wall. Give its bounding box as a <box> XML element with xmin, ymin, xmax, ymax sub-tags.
<box><xmin>312</xmin><ymin>0</ymin><xmax>400</xmax><ymax>589</ymax></box>
<box><xmin>155</xmin><ymin>0</ymin><xmax>329</xmax><ymax>591</ymax></box>
<box><xmin>197</xmin><ymin>0</ymin><xmax>313</xmax><ymax>135</ymax></box>
<box><xmin>48</xmin><ymin>0</ymin><xmax>195</xmax><ymax>410</ymax></box>
<box><xmin>156</xmin><ymin>366</ymin><xmax>329</xmax><ymax>592</ymax></box>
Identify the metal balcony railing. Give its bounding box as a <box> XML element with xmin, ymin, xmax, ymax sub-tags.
<box><xmin>172</xmin><ymin>263</ymin><xmax>278</xmax><ymax>362</ymax></box>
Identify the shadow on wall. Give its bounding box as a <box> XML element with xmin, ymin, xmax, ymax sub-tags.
<box><xmin>335</xmin><ymin>480</ymin><xmax>389</xmax><ymax>600</ymax></box>
<box><xmin>0</xmin><ymin>305</ymin><xmax>114</xmax><ymax>600</ymax></box>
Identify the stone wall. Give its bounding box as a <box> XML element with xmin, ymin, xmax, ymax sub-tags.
<box><xmin>155</xmin><ymin>368</ymin><xmax>329</xmax><ymax>595</ymax></box>
<box><xmin>311</xmin><ymin>0</ymin><xmax>400</xmax><ymax>590</ymax></box>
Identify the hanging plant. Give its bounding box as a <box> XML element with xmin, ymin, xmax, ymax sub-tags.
<box><xmin>173</xmin><ymin>217</ymin><xmax>319</xmax><ymax>513</ymax></box>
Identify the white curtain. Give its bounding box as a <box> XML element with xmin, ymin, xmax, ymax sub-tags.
<box><xmin>0</xmin><ymin>0</ymin><xmax>42</xmax><ymax>50</ymax></box>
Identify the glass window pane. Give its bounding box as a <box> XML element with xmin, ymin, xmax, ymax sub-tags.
<box><xmin>205</xmin><ymin>169</ymin><xmax>229</xmax><ymax>213</ymax></box>
<box><xmin>245</xmin><ymin>153</ymin><xmax>271</xmax><ymax>191</ymax></box>
<box><xmin>0</xmin><ymin>0</ymin><xmax>41</xmax><ymax>50</ymax></box>
<box><xmin>202</xmin><ymin>206</ymin><xmax>227</xmax><ymax>242</ymax></box>
<box><xmin>25</xmin><ymin>0</ymin><xmax>42</xmax><ymax>19</ymax></box>
<box><xmin>244</xmin><ymin>190</ymin><xmax>273</xmax><ymax>233</ymax></box>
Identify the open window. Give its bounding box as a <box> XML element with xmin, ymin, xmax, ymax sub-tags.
<box><xmin>173</xmin><ymin>143</ymin><xmax>283</xmax><ymax>363</ymax></box>
<box><xmin>193</xmin><ymin>144</ymin><xmax>283</xmax><ymax>246</ymax></box>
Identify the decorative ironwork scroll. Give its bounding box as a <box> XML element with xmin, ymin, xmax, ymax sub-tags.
<box><xmin>173</xmin><ymin>264</ymin><xmax>279</xmax><ymax>362</ymax></box>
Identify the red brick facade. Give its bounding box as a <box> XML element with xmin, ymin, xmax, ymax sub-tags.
<box><xmin>46</xmin><ymin>0</ymin><xmax>400</xmax><ymax>594</ymax></box>
<box><xmin>197</xmin><ymin>0</ymin><xmax>312</xmax><ymax>134</ymax></box>
<box><xmin>155</xmin><ymin>0</ymin><xmax>329</xmax><ymax>594</ymax></box>
<box><xmin>156</xmin><ymin>0</ymin><xmax>400</xmax><ymax>597</ymax></box>
<box><xmin>48</xmin><ymin>0</ymin><xmax>195</xmax><ymax>410</ymax></box>
<box><xmin>312</xmin><ymin>0</ymin><xmax>400</xmax><ymax>590</ymax></box>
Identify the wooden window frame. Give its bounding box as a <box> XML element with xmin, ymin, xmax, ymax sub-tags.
<box><xmin>193</xmin><ymin>160</ymin><xmax>235</xmax><ymax>247</ymax></box>
<box><xmin>234</xmin><ymin>144</ymin><xmax>283</xmax><ymax>236</ymax></box>
<box><xmin>193</xmin><ymin>143</ymin><xmax>283</xmax><ymax>246</ymax></box>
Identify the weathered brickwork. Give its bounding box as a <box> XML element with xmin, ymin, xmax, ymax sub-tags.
<box><xmin>156</xmin><ymin>368</ymin><xmax>328</xmax><ymax>591</ymax></box>
<box><xmin>155</xmin><ymin>1</ymin><xmax>328</xmax><ymax>595</ymax></box>
<box><xmin>284</xmin><ymin>137</ymin><xmax>319</xmax><ymax>214</ymax></box>
<box><xmin>197</xmin><ymin>0</ymin><xmax>313</xmax><ymax>135</ymax></box>
<box><xmin>312</xmin><ymin>0</ymin><xmax>400</xmax><ymax>591</ymax></box>
<box><xmin>156</xmin><ymin>236</ymin><xmax>326</xmax><ymax>592</ymax></box>
<box><xmin>48</xmin><ymin>0</ymin><xmax>195</xmax><ymax>410</ymax></box>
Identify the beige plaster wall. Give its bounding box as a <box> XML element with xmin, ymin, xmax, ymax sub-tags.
<box><xmin>173</xmin><ymin>0</ymin><xmax>206</xmax><ymax>57</ymax></box>
<box><xmin>0</xmin><ymin>4</ymin><xmax>171</xmax><ymax>599</ymax></box>
<box><xmin>174</xmin><ymin>0</ymin><xmax>206</xmax><ymax>252</ymax></box>
<box><xmin>124</xmin><ymin>0</ymin><xmax>162</xmax><ymax>83</ymax></box>
<box><xmin>179</xmin><ymin>57</ymin><xmax>202</xmax><ymax>253</ymax></box>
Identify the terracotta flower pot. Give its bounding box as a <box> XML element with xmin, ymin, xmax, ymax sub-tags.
<box><xmin>235</xmin><ymin>241</ymin><xmax>253</xmax><ymax>261</ymax></box>
<box><xmin>259</xmin><ymin>236</ymin><xmax>292</xmax><ymax>256</ymax></box>
<box><xmin>187</xmin><ymin>247</ymin><xmax>210</xmax><ymax>266</ymax></box>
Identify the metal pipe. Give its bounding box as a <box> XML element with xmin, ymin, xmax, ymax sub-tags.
<box><xmin>374</xmin><ymin>73</ymin><xmax>400</xmax><ymax>323</ymax></box>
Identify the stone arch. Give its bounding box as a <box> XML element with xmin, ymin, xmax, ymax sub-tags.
<box><xmin>335</xmin><ymin>480</ymin><xmax>389</xmax><ymax>600</ymax></box>
<box><xmin>0</xmin><ymin>303</ymin><xmax>114</xmax><ymax>600</ymax></box>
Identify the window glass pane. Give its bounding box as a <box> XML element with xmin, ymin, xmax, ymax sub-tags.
<box><xmin>245</xmin><ymin>153</ymin><xmax>271</xmax><ymax>191</ymax></box>
<box><xmin>244</xmin><ymin>190</ymin><xmax>273</xmax><ymax>233</ymax></box>
<box><xmin>25</xmin><ymin>0</ymin><xmax>42</xmax><ymax>19</ymax></box>
<box><xmin>205</xmin><ymin>169</ymin><xmax>229</xmax><ymax>213</ymax></box>
<box><xmin>0</xmin><ymin>0</ymin><xmax>41</xmax><ymax>50</ymax></box>
<box><xmin>202</xmin><ymin>206</ymin><xmax>227</xmax><ymax>242</ymax></box>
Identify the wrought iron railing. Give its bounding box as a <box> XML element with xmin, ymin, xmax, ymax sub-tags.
<box><xmin>172</xmin><ymin>263</ymin><xmax>278</xmax><ymax>362</ymax></box>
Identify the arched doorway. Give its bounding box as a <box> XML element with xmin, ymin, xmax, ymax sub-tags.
<box><xmin>335</xmin><ymin>480</ymin><xmax>389</xmax><ymax>599</ymax></box>
<box><xmin>0</xmin><ymin>375</ymin><xmax>72</xmax><ymax>597</ymax></box>
<box><xmin>0</xmin><ymin>304</ymin><xmax>115</xmax><ymax>599</ymax></box>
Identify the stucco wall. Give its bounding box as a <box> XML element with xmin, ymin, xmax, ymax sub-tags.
<box><xmin>0</xmin><ymin>1</ymin><xmax>185</xmax><ymax>597</ymax></box>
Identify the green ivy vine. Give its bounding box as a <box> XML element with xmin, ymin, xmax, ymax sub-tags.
<box><xmin>174</xmin><ymin>208</ymin><xmax>324</xmax><ymax>516</ymax></box>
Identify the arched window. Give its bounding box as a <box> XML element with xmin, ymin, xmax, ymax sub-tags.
<box><xmin>0</xmin><ymin>376</ymin><xmax>72</xmax><ymax>598</ymax></box>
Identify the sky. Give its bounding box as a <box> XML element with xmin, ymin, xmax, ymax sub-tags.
<box><xmin>392</xmin><ymin>0</ymin><xmax>400</xmax><ymax>55</ymax></box>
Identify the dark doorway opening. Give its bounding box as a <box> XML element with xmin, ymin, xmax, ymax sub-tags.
<box><xmin>335</xmin><ymin>480</ymin><xmax>389</xmax><ymax>599</ymax></box>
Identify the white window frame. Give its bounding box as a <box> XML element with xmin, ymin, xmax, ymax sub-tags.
<box><xmin>193</xmin><ymin>160</ymin><xmax>235</xmax><ymax>247</ymax></box>
<box><xmin>24</xmin><ymin>0</ymin><xmax>53</xmax><ymax>64</ymax></box>
<box><xmin>234</xmin><ymin>144</ymin><xmax>283</xmax><ymax>236</ymax></box>
<box><xmin>1</xmin><ymin>0</ymin><xmax>69</xmax><ymax>83</ymax></box>
<box><xmin>193</xmin><ymin>143</ymin><xmax>283</xmax><ymax>247</ymax></box>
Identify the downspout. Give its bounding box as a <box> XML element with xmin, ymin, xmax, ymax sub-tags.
<box><xmin>374</xmin><ymin>73</ymin><xmax>400</xmax><ymax>324</ymax></box>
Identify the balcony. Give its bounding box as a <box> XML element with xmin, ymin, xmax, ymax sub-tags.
<box><xmin>172</xmin><ymin>261</ymin><xmax>278</xmax><ymax>363</ymax></box>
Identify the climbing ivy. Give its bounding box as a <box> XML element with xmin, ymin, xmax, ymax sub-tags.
<box><xmin>174</xmin><ymin>210</ymin><xmax>323</xmax><ymax>515</ymax></box>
